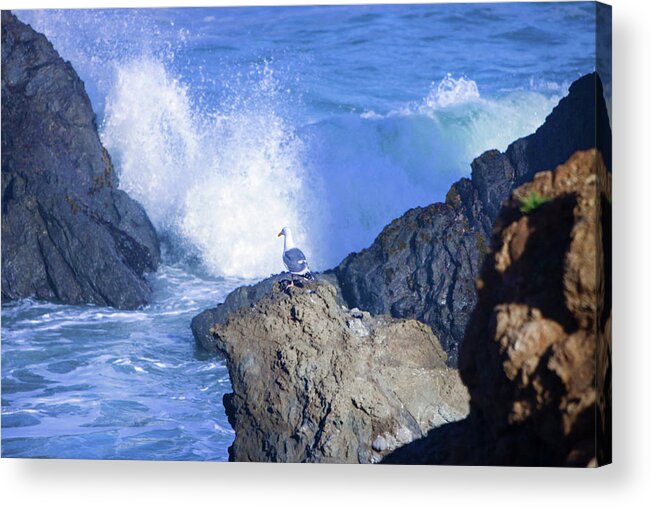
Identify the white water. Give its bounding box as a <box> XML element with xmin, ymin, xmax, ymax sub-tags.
<box><xmin>102</xmin><ymin>60</ymin><xmax>317</xmax><ymax>278</ymax></box>
<box><xmin>101</xmin><ymin>61</ymin><xmax>561</xmax><ymax>276</ymax></box>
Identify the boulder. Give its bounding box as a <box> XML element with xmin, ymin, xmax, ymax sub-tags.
<box><xmin>209</xmin><ymin>280</ymin><xmax>469</xmax><ymax>463</ymax></box>
<box><xmin>383</xmin><ymin>150</ymin><xmax>611</xmax><ymax>466</ymax></box>
<box><xmin>334</xmin><ymin>73</ymin><xmax>611</xmax><ymax>366</ymax></box>
<box><xmin>1</xmin><ymin>11</ymin><xmax>160</xmax><ymax>309</ymax></box>
<box><xmin>191</xmin><ymin>271</ymin><xmax>344</xmax><ymax>352</ymax></box>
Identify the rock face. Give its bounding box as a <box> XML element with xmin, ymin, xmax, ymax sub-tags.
<box><xmin>209</xmin><ymin>281</ymin><xmax>469</xmax><ymax>463</ymax></box>
<box><xmin>1</xmin><ymin>12</ymin><xmax>160</xmax><ymax>309</ymax></box>
<box><xmin>335</xmin><ymin>73</ymin><xmax>611</xmax><ymax>366</ymax></box>
<box><xmin>383</xmin><ymin>150</ymin><xmax>612</xmax><ymax>466</ymax></box>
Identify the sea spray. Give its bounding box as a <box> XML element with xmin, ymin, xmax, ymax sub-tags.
<box><xmin>16</xmin><ymin>7</ymin><xmax>580</xmax><ymax>276</ymax></box>
<box><xmin>101</xmin><ymin>63</ymin><xmax>561</xmax><ymax>274</ymax></box>
<box><xmin>102</xmin><ymin>59</ymin><xmax>317</xmax><ymax>278</ymax></box>
<box><xmin>304</xmin><ymin>77</ymin><xmax>562</xmax><ymax>267</ymax></box>
<box><xmin>423</xmin><ymin>74</ymin><xmax>480</xmax><ymax>109</ymax></box>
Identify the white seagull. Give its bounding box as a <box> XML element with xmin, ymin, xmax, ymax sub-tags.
<box><xmin>277</xmin><ymin>226</ymin><xmax>314</xmax><ymax>286</ymax></box>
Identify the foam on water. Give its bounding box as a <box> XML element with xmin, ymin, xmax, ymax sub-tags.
<box><xmin>1</xmin><ymin>266</ymin><xmax>240</xmax><ymax>460</ymax></box>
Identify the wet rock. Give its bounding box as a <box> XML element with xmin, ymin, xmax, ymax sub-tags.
<box><xmin>1</xmin><ymin>12</ymin><xmax>160</xmax><ymax>309</ymax></box>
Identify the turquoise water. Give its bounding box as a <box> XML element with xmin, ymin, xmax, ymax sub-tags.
<box><xmin>3</xmin><ymin>3</ymin><xmax>603</xmax><ymax>460</ymax></box>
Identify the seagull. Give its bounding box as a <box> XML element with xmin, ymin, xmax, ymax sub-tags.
<box><xmin>277</xmin><ymin>226</ymin><xmax>314</xmax><ymax>286</ymax></box>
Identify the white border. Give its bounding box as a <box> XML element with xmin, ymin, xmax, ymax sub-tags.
<box><xmin>2</xmin><ymin>0</ymin><xmax>649</xmax><ymax>505</ymax></box>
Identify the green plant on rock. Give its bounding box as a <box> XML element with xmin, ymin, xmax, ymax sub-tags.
<box><xmin>519</xmin><ymin>191</ymin><xmax>551</xmax><ymax>214</ymax></box>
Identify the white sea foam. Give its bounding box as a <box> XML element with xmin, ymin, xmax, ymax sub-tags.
<box><xmin>101</xmin><ymin>60</ymin><xmax>317</xmax><ymax>278</ymax></box>
<box><xmin>423</xmin><ymin>74</ymin><xmax>481</xmax><ymax>109</ymax></box>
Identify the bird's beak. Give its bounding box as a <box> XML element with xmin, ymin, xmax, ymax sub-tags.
<box><xmin>277</xmin><ymin>232</ymin><xmax>282</xmax><ymax>237</ymax></box>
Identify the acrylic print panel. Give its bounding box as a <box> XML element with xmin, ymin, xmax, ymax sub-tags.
<box><xmin>1</xmin><ymin>2</ymin><xmax>611</xmax><ymax>465</ymax></box>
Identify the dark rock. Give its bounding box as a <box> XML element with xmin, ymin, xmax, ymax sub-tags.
<box><xmin>334</xmin><ymin>72</ymin><xmax>611</xmax><ymax>366</ymax></box>
<box><xmin>471</xmin><ymin>72</ymin><xmax>612</xmax><ymax>222</ymax></box>
<box><xmin>335</xmin><ymin>202</ymin><xmax>484</xmax><ymax>367</ymax></box>
<box><xmin>209</xmin><ymin>280</ymin><xmax>469</xmax><ymax>463</ymax></box>
<box><xmin>383</xmin><ymin>150</ymin><xmax>612</xmax><ymax>466</ymax></box>
<box><xmin>1</xmin><ymin>11</ymin><xmax>160</xmax><ymax>309</ymax></box>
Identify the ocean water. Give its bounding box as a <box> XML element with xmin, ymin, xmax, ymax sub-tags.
<box><xmin>2</xmin><ymin>266</ymin><xmax>243</xmax><ymax>460</ymax></box>
<box><xmin>3</xmin><ymin>3</ymin><xmax>602</xmax><ymax>460</ymax></box>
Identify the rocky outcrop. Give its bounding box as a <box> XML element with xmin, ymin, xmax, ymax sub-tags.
<box><xmin>190</xmin><ymin>73</ymin><xmax>611</xmax><ymax>464</ymax></box>
<box><xmin>1</xmin><ymin>12</ymin><xmax>160</xmax><ymax>309</ymax></box>
<box><xmin>191</xmin><ymin>272</ymin><xmax>343</xmax><ymax>353</ymax></box>
<box><xmin>383</xmin><ymin>150</ymin><xmax>612</xmax><ymax>466</ymax></box>
<box><xmin>334</xmin><ymin>73</ymin><xmax>611</xmax><ymax>366</ymax></box>
<box><xmin>209</xmin><ymin>280</ymin><xmax>469</xmax><ymax>463</ymax></box>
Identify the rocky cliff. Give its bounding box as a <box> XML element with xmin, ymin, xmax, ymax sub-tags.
<box><xmin>1</xmin><ymin>12</ymin><xmax>160</xmax><ymax>309</ymax></box>
<box><xmin>383</xmin><ymin>149</ymin><xmax>611</xmax><ymax>466</ymax></box>
<box><xmin>209</xmin><ymin>280</ymin><xmax>469</xmax><ymax>463</ymax></box>
<box><xmin>335</xmin><ymin>72</ymin><xmax>611</xmax><ymax>366</ymax></box>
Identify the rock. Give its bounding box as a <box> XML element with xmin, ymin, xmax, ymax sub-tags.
<box><xmin>335</xmin><ymin>201</ymin><xmax>485</xmax><ymax>367</ymax></box>
<box><xmin>191</xmin><ymin>273</ymin><xmax>287</xmax><ymax>353</ymax></box>
<box><xmin>1</xmin><ymin>11</ymin><xmax>160</xmax><ymax>309</ymax></box>
<box><xmin>191</xmin><ymin>270</ymin><xmax>344</xmax><ymax>353</ymax></box>
<box><xmin>383</xmin><ymin>150</ymin><xmax>612</xmax><ymax>466</ymax></box>
<box><xmin>209</xmin><ymin>280</ymin><xmax>469</xmax><ymax>463</ymax></box>
<box><xmin>334</xmin><ymin>72</ymin><xmax>611</xmax><ymax>366</ymax></box>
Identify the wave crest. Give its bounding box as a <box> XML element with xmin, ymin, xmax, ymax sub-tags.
<box><xmin>423</xmin><ymin>74</ymin><xmax>481</xmax><ymax>109</ymax></box>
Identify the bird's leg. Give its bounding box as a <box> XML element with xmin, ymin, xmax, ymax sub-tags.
<box><xmin>287</xmin><ymin>273</ymin><xmax>295</xmax><ymax>288</ymax></box>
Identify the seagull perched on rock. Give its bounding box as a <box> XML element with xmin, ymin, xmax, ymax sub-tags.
<box><xmin>277</xmin><ymin>226</ymin><xmax>314</xmax><ymax>286</ymax></box>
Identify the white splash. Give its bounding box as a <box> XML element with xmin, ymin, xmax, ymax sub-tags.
<box><xmin>102</xmin><ymin>59</ymin><xmax>200</xmax><ymax>230</ymax></box>
<box><xmin>101</xmin><ymin>59</ymin><xmax>315</xmax><ymax>278</ymax></box>
<box><xmin>423</xmin><ymin>74</ymin><xmax>481</xmax><ymax>109</ymax></box>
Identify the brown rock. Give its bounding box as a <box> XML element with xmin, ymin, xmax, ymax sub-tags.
<box><xmin>210</xmin><ymin>281</ymin><xmax>469</xmax><ymax>463</ymax></box>
<box><xmin>384</xmin><ymin>150</ymin><xmax>612</xmax><ymax>466</ymax></box>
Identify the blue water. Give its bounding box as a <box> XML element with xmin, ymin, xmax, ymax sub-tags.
<box><xmin>2</xmin><ymin>266</ymin><xmax>243</xmax><ymax>460</ymax></box>
<box><xmin>3</xmin><ymin>3</ymin><xmax>602</xmax><ymax>460</ymax></box>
